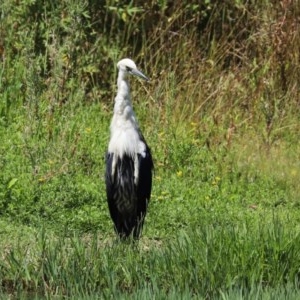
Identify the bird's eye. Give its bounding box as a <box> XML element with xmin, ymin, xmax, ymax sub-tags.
<box><xmin>126</xmin><ymin>66</ymin><xmax>132</xmax><ymax>72</ymax></box>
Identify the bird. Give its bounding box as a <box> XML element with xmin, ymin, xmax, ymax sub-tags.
<box><xmin>105</xmin><ymin>58</ymin><xmax>153</xmax><ymax>239</ymax></box>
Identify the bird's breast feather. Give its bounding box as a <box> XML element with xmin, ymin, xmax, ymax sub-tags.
<box><xmin>108</xmin><ymin>127</ymin><xmax>145</xmax><ymax>158</ymax></box>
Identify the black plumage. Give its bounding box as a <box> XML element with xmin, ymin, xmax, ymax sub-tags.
<box><xmin>105</xmin><ymin>142</ymin><xmax>153</xmax><ymax>239</ymax></box>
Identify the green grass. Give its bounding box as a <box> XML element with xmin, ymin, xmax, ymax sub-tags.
<box><xmin>1</xmin><ymin>0</ymin><xmax>300</xmax><ymax>298</ymax></box>
<box><xmin>1</xmin><ymin>215</ymin><xmax>300</xmax><ymax>299</ymax></box>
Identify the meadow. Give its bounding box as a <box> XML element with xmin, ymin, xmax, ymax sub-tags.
<box><xmin>1</xmin><ymin>0</ymin><xmax>300</xmax><ymax>298</ymax></box>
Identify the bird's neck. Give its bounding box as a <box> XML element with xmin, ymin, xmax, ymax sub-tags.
<box><xmin>108</xmin><ymin>69</ymin><xmax>141</xmax><ymax>158</ymax></box>
<box><xmin>114</xmin><ymin>71</ymin><xmax>132</xmax><ymax>116</ymax></box>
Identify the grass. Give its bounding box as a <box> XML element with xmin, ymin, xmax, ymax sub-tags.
<box><xmin>1</xmin><ymin>0</ymin><xmax>300</xmax><ymax>298</ymax></box>
<box><xmin>1</xmin><ymin>215</ymin><xmax>300</xmax><ymax>299</ymax></box>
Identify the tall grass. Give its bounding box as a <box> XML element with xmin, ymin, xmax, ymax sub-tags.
<box><xmin>1</xmin><ymin>215</ymin><xmax>300</xmax><ymax>298</ymax></box>
<box><xmin>1</xmin><ymin>0</ymin><xmax>300</xmax><ymax>298</ymax></box>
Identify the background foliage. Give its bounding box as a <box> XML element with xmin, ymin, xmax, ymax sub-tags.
<box><xmin>1</xmin><ymin>0</ymin><xmax>300</xmax><ymax>298</ymax></box>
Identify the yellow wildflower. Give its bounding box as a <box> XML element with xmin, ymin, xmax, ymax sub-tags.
<box><xmin>177</xmin><ymin>170</ymin><xmax>183</xmax><ymax>177</ymax></box>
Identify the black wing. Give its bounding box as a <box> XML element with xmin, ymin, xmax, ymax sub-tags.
<box><xmin>105</xmin><ymin>152</ymin><xmax>135</xmax><ymax>237</ymax></box>
<box><xmin>131</xmin><ymin>143</ymin><xmax>153</xmax><ymax>238</ymax></box>
<box><xmin>136</xmin><ymin>144</ymin><xmax>153</xmax><ymax>217</ymax></box>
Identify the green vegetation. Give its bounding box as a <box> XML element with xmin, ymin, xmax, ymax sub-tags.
<box><xmin>1</xmin><ymin>0</ymin><xmax>300</xmax><ymax>298</ymax></box>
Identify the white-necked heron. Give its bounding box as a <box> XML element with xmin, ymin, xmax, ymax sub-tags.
<box><xmin>105</xmin><ymin>58</ymin><xmax>153</xmax><ymax>239</ymax></box>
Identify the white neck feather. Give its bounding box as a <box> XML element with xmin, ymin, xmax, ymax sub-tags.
<box><xmin>108</xmin><ymin>70</ymin><xmax>145</xmax><ymax>159</ymax></box>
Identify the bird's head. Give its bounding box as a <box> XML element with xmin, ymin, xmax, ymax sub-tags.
<box><xmin>117</xmin><ymin>58</ymin><xmax>149</xmax><ymax>81</ymax></box>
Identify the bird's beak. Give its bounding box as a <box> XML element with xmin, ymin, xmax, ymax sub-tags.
<box><xmin>130</xmin><ymin>68</ymin><xmax>149</xmax><ymax>81</ymax></box>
